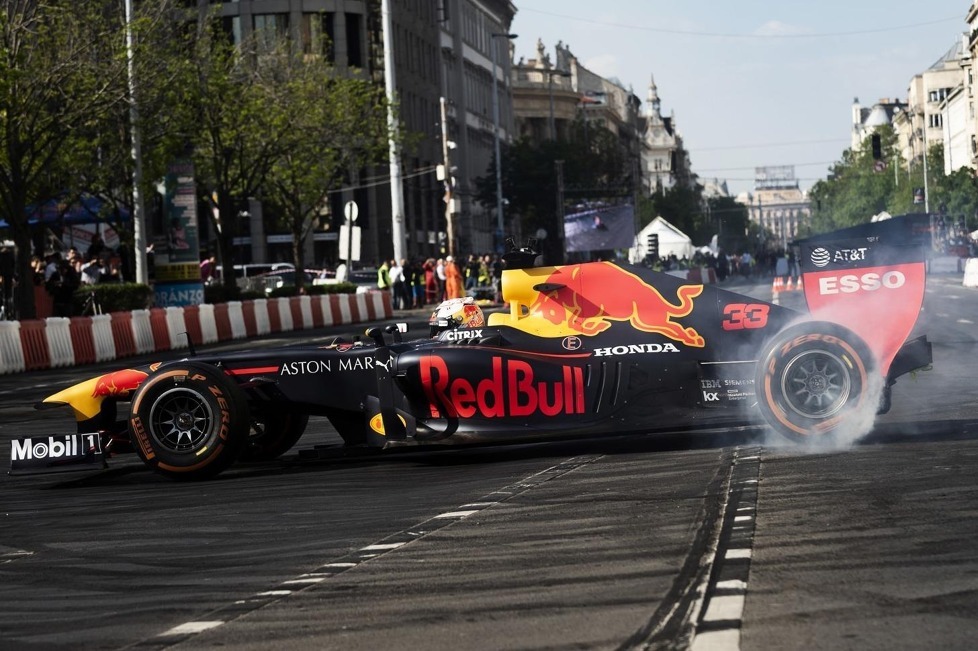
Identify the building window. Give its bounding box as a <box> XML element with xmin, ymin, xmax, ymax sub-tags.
<box><xmin>253</xmin><ymin>13</ymin><xmax>289</xmax><ymax>51</ymax></box>
<box><xmin>346</xmin><ymin>12</ymin><xmax>363</xmax><ymax>68</ymax></box>
<box><xmin>300</xmin><ymin>13</ymin><xmax>334</xmax><ymax>61</ymax></box>
<box><xmin>928</xmin><ymin>113</ymin><xmax>943</xmax><ymax>129</ymax></box>
<box><xmin>220</xmin><ymin>16</ymin><xmax>241</xmax><ymax>45</ymax></box>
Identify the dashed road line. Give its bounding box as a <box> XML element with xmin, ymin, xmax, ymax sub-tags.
<box><xmin>689</xmin><ymin>446</ymin><xmax>761</xmax><ymax>651</ymax></box>
<box><xmin>127</xmin><ymin>454</ymin><xmax>603</xmax><ymax>650</ymax></box>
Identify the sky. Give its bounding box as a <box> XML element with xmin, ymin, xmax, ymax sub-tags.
<box><xmin>509</xmin><ymin>1</ymin><xmax>972</xmax><ymax>196</ymax></box>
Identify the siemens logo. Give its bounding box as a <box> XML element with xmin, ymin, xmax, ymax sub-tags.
<box><xmin>818</xmin><ymin>271</ymin><xmax>906</xmax><ymax>295</ymax></box>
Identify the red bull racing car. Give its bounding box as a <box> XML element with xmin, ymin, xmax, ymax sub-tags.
<box><xmin>12</xmin><ymin>223</ymin><xmax>932</xmax><ymax>480</ymax></box>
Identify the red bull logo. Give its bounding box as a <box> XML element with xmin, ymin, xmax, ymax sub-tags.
<box><xmin>421</xmin><ymin>356</ymin><xmax>585</xmax><ymax>419</ymax></box>
<box><xmin>92</xmin><ymin>369</ymin><xmax>148</xmax><ymax>398</ymax></box>
<box><xmin>524</xmin><ymin>263</ymin><xmax>705</xmax><ymax>346</ymax></box>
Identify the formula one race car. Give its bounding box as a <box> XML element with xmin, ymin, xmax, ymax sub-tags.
<box><xmin>12</xmin><ymin>222</ymin><xmax>932</xmax><ymax>480</ymax></box>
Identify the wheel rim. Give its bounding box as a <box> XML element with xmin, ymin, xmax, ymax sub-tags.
<box><xmin>149</xmin><ymin>387</ymin><xmax>215</xmax><ymax>453</ymax></box>
<box><xmin>780</xmin><ymin>349</ymin><xmax>852</xmax><ymax>419</ymax></box>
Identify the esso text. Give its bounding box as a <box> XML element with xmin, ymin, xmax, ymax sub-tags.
<box><xmin>818</xmin><ymin>270</ymin><xmax>906</xmax><ymax>295</ymax></box>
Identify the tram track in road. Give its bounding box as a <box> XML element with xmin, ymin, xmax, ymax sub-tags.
<box><xmin>124</xmin><ymin>453</ymin><xmax>607</xmax><ymax>650</ymax></box>
<box><xmin>623</xmin><ymin>447</ymin><xmax>761</xmax><ymax>651</ymax></box>
<box><xmin>114</xmin><ymin>437</ymin><xmax>765</xmax><ymax>651</ymax></box>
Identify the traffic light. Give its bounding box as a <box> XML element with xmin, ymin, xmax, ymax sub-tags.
<box><xmin>647</xmin><ymin>233</ymin><xmax>659</xmax><ymax>259</ymax></box>
<box><xmin>871</xmin><ymin>133</ymin><xmax>882</xmax><ymax>160</ymax></box>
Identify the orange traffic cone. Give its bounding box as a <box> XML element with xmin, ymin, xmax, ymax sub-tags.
<box><xmin>785</xmin><ymin>276</ymin><xmax>794</xmax><ymax>292</ymax></box>
<box><xmin>772</xmin><ymin>277</ymin><xmax>781</xmax><ymax>294</ymax></box>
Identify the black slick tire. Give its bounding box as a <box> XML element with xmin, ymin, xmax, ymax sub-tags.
<box><xmin>129</xmin><ymin>362</ymin><xmax>249</xmax><ymax>480</ymax></box>
<box><xmin>239</xmin><ymin>410</ymin><xmax>309</xmax><ymax>462</ymax></box>
<box><xmin>755</xmin><ymin>322</ymin><xmax>874</xmax><ymax>442</ymax></box>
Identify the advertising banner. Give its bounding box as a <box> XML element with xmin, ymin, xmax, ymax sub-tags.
<box><xmin>154</xmin><ymin>160</ymin><xmax>203</xmax><ymax>307</ymax></box>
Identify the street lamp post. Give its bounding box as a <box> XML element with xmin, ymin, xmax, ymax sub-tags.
<box><xmin>491</xmin><ymin>32</ymin><xmax>517</xmax><ymax>251</ymax></box>
<box><xmin>922</xmin><ymin>118</ymin><xmax>930</xmax><ymax>214</ymax></box>
<box><xmin>547</xmin><ymin>70</ymin><xmax>572</xmax><ymax>140</ymax></box>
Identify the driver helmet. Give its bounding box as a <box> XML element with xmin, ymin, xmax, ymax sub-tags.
<box><xmin>429</xmin><ymin>296</ymin><xmax>485</xmax><ymax>337</ymax></box>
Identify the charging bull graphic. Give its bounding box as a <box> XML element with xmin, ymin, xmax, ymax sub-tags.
<box><xmin>522</xmin><ymin>262</ymin><xmax>705</xmax><ymax>346</ymax></box>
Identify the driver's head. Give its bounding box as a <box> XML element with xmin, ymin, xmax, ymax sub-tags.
<box><xmin>429</xmin><ymin>297</ymin><xmax>485</xmax><ymax>337</ymax></box>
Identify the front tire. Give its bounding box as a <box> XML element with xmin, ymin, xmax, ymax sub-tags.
<box><xmin>755</xmin><ymin>322</ymin><xmax>874</xmax><ymax>442</ymax></box>
<box><xmin>129</xmin><ymin>363</ymin><xmax>249</xmax><ymax>480</ymax></box>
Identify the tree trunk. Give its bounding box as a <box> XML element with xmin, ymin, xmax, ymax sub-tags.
<box><xmin>13</xmin><ymin>226</ymin><xmax>36</xmax><ymax>320</ymax></box>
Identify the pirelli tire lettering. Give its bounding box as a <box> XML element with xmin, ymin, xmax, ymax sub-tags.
<box><xmin>754</xmin><ymin>322</ymin><xmax>873</xmax><ymax>441</ymax></box>
<box><xmin>129</xmin><ymin>363</ymin><xmax>250</xmax><ymax>480</ymax></box>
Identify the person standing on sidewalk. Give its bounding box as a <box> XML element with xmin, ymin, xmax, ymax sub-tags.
<box><xmin>389</xmin><ymin>258</ymin><xmax>407</xmax><ymax>309</ymax></box>
<box><xmin>377</xmin><ymin>259</ymin><xmax>391</xmax><ymax>294</ymax></box>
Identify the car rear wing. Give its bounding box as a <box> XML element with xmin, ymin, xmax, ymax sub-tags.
<box><xmin>797</xmin><ymin>221</ymin><xmax>927</xmax><ymax>377</ymax></box>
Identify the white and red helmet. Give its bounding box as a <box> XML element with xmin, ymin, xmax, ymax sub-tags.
<box><xmin>428</xmin><ymin>297</ymin><xmax>485</xmax><ymax>337</ymax></box>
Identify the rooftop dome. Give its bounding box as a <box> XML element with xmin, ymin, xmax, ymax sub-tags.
<box><xmin>865</xmin><ymin>104</ymin><xmax>890</xmax><ymax>128</ymax></box>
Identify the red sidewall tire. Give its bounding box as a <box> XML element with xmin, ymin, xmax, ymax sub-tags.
<box><xmin>755</xmin><ymin>322</ymin><xmax>873</xmax><ymax>441</ymax></box>
<box><xmin>129</xmin><ymin>363</ymin><xmax>249</xmax><ymax>480</ymax></box>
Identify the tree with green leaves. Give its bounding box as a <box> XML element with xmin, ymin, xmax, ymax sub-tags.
<box><xmin>475</xmin><ymin>120</ymin><xmax>631</xmax><ymax>263</ymax></box>
<box><xmin>809</xmin><ymin>127</ymin><xmax>977</xmax><ymax>234</ymax></box>
<box><xmin>262</xmin><ymin>62</ymin><xmax>392</xmax><ymax>291</ymax></box>
<box><xmin>73</xmin><ymin>0</ymin><xmax>201</xmax><ymax>279</ymax></box>
<box><xmin>186</xmin><ymin>23</ymin><xmax>299</xmax><ymax>289</ymax></box>
<box><xmin>0</xmin><ymin>2</ymin><xmax>131</xmax><ymax>318</ymax></box>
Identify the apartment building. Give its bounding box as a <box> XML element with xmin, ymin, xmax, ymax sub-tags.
<box><xmin>192</xmin><ymin>0</ymin><xmax>509</xmax><ymax>266</ymax></box>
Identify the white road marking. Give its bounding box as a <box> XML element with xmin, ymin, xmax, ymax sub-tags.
<box><xmin>716</xmin><ymin>579</ymin><xmax>747</xmax><ymax>592</ymax></box>
<box><xmin>691</xmin><ymin>628</ymin><xmax>740</xmax><ymax>651</ymax></box>
<box><xmin>734</xmin><ymin>515</ymin><xmax>753</xmax><ymax>522</ymax></box>
<box><xmin>703</xmin><ymin>594</ymin><xmax>746</xmax><ymax>621</ymax></box>
<box><xmin>361</xmin><ymin>542</ymin><xmax>406</xmax><ymax>551</ymax></box>
<box><xmin>142</xmin><ymin>455</ymin><xmax>601</xmax><ymax>646</ymax></box>
<box><xmin>433</xmin><ymin>510</ymin><xmax>479</xmax><ymax>519</ymax></box>
<box><xmin>725</xmin><ymin>548</ymin><xmax>752</xmax><ymax>560</ymax></box>
<box><xmin>159</xmin><ymin>621</ymin><xmax>224</xmax><ymax>636</ymax></box>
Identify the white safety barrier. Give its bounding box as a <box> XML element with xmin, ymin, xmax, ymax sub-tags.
<box><xmin>337</xmin><ymin>295</ymin><xmax>352</xmax><ymax>324</ymax></box>
<box><xmin>354</xmin><ymin>294</ymin><xmax>370</xmax><ymax>323</ymax></box>
<box><xmin>227</xmin><ymin>301</ymin><xmax>246</xmax><ymax>339</ymax></box>
<box><xmin>198</xmin><ymin>303</ymin><xmax>218</xmax><ymax>344</ymax></box>
<box><xmin>273</xmin><ymin>297</ymin><xmax>293</xmax><ymax>332</ymax></box>
<box><xmin>363</xmin><ymin>292</ymin><xmax>385</xmax><ymax>320</ymax></box>
<box><xmin>964</xmin><ymin>258</ymin><xmax>978</xmax><ymax>288</ymax></box>
<box><xmin>165</xmin><ymin>306</ymin><xmax>187</xmax><ymax>349</ymax></box>
<box><xmin>44</xmin><ymin>317</ymin><xmax>75</xmax><ymax>368</ymax></box>
<box><xmin>298</xmin><ymin>295</ymin><xmax>313</xmax><ymax>330</ymax></box>
<box><xmin>253</xmin><ymin>299</ymin><xmax>271</xmax><ymax>336</ymax></box>
<box><xmin>91</xmin><ymin>314</ymin><xmax>117</xmax><ymax>363</ymax></box>
<box><xmin>0</xmin><ymin>321</ymin><xmax>26</xmax><ymax>374</ymax></box>
<box><xmin>130</xmin><ymin>309</ymin><xmax>156</xmax><ymax>354</ymax></box>
<box><xmin>317</xmin><ymin>296</ymin><xmax>333</xmax><ymax>326</ymax></box>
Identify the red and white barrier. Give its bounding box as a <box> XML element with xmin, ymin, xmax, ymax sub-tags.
<box><xmin>92</xmin><ymin>314</ymin><xmax>116</xmax><ymax>362</ymax></box>
<box><xmin>45</xmin><ymin>317</ymin><xmax>75</xmax><ymax>368</ymax></box>
<box><xmin>0</xmin><ymin>321</ymin><xmax>25</xmax><ymax>374</ymax></box>
<box><xmin>0</xmin><ymin>293</ymin><xmax>393</xmax><ymax>375</ymax></box>
<box><xmin>131</xmin><ymin>309</ymin><xmax>156</xmax><ymax>354</ymax></box>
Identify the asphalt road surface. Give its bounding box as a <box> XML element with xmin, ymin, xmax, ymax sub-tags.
<box><xmin>1</xmin><ymin>275</ymin><xmax>976</xmax><ymax>650</ymax></box>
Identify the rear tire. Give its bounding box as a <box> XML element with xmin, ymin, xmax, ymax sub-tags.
<box><xmin>755</xmin><ymin>322</ymin><xmax>874</xmax><ymax>442</ymax></box>
<box><xmin>239</xmin><ymin>410</ymin><xmax>309</xmax><ymax>462</ymax></box>
<box><xmin>129</xmin><ymin>363</ymin><xmax>249</xmax><ymax>480</ymax></box>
